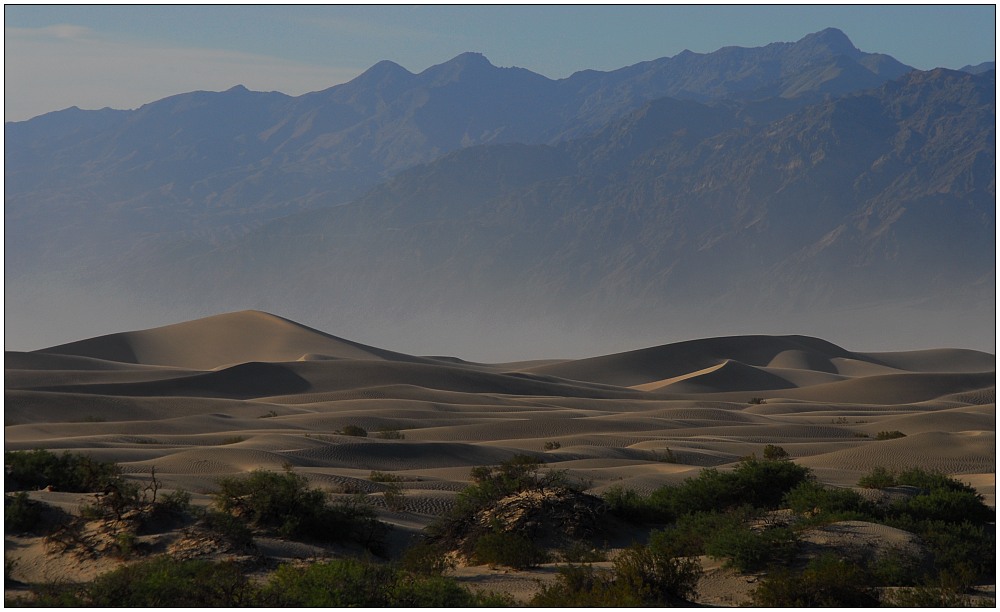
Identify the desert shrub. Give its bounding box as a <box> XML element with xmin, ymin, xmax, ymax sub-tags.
<box><xmin>5</xmin><ymin>450</ymin><xmax>120</xmax><ymax>493</ymax></box>
<box><xmin>531</xmin><ymin>553</ymin><xmax>700</xmax><ymax>608</ymax></box>
<box><xmin>382</xmin><ymin>482</ymin><xmax>407</xmax><ymax>511</ymax></box>
<box><xmin>748</xmin><ymin>397</ymin><xmax>766</xmax><ymax>404</ymax></box>
<box><xmin>762</xmin><ymin>444</ymin><xmax>789</xmax><ymax>460</ymax></box>
<box><xmin>751</xmin><ymin>553</ymin><xmax>879</xmax><ymax>607</ymax></box>
<box><xmin>111</xmin><ymin>531</ymin><xmax>139</xmax><ymax>559</ymax></box>
<box><xmin>729</xmin><ymin>456</ymin><xmax>813</xmax><ymax>508</ymax></box>
<box><xmin>473</xmin><ymin>531</ymin><xmax>549</xmax><ymax>569</ymax></box>
<box><xmin>340</xmin><ymin>425</ymin><xmax>368</xmax><ymax>437</ymax></box>
<box><xmin>260</xmin><ymin>559</ymin><xmax>395</xmax><ymax>607</ymax></box>
<box><xmin>531</xmin><ymin>564</ymin><xmax>633</xmax><ymax>607</ymax></box>
<box><xmin>368</xmin><ymin>470</ymin><xmax>401</xmax><ymax>483</ymax></box>
<box><xmin>605</xmin><ymin>458</ymin><xmax>812</xmax><ymax>526</ymax></box>
<box><xmin>200</xmin><ymin>510</ymin><xmax>255</xmax><ymax>550</ymax></box>
<box><xmin>893</xmin><ymin>520</ymin><xmax>996</xmax><ymax>586</ymax></box>
<box><xmin>453</xmin><ymin>455</ymin><xmax>567</xmax><ymax>517</ymax></box>
<box><xmin>213</xmin><ymin>469</ymin><xmax>385</xmax><ymax>548</ymax></box>
<box><xmin>401</xmin><ymin>540</ymin><xmax>455</xmax><ymax>576</ymax></box>
<box><xmin>857</xmin><ymin>466</ymin><xmax>896</xmax><ymax>489</ymax></box>
<box><xmin>651</xmin><ymin>510</ymin><xmax>746</xmax><ymax>557</ymax></box>
<box><xmin>373</xmin><ymin>428</ymin><xmax>405</xmax><ymax>440</ymax></box>
<box><xmin>867</xmin><ymin>545</ymin><xmax>925</xmax><ymax>587</ymax></box>
<box><xmin>259</xmin><ymin>558</ymin><xmax>502</xmax><ymax>607</ymax></box>
<box><xmin>704</xmin><ymin>523</ymin><xmax>798</xmax><ymax>572</ymax></box>
<box><xmin>147</xmin><ymin>489</ymin><xmax>193</xmax><ymax>525</ymax></box>
<box><xmin>92</xmin><ymin>478</ymin><xmax>144</xmax><ymax>521</ymax></box>
<box><xmin>603</xmin><ymin>485</ymin><xmax>661</xmax><ymax>524</ymax></box>
<box><xmin>891</xmin><ymin>487</ymin><xmax>993</xmax><ymax>525</ymax></box>
<box><xmin>389</xmin><ymin>575</ymin><xmax>482</xmax><ymax>607</ymax></box>
<box><xmin>783</xmin><ymin>481</ymin><xmax>874</xmax><ymax>522</ymax></box>
<box><xmin>858</xmin><ymin>467</ymin><xmax>979</xmax><ymax>495</ymax></box>
<box><xmin>612</xmin><ymin>541</ymin><xmax>702</xmax><ymax>604</ymax></box>
<box><xmin>875</xmin><ymin>430</ymin><xmax>906</xmax><ymax>440</ymax></box>
<box><xmin>5</xmin><ymin>492</ymin><xmax>43</xmax><ymax>533</ymax></box>
<box><xmin>543</xmin><ymin>440</ymin><xmax>561</xmax><ymax>450</ymax></box>
<box><xmin>43</xmin><ymin>557</ymin><xmax>256</xmax><ymax>607</ymax></box>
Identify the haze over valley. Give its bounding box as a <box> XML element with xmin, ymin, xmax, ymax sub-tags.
<box><xmin>5</xmin><ymin>28</ymin><xmax>995</xmax><ymax>360</ymax></box>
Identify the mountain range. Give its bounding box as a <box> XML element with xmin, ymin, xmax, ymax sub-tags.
<box><xmin>5</xmin><ymin>28</ymin><xmax>995</xmax><ymax>360</ymax></box>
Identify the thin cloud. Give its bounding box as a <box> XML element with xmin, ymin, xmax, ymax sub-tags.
<box><xmin>5</xmin><ymin>25</ymin><xmax>363</xmax><ymax>121</ymax></box>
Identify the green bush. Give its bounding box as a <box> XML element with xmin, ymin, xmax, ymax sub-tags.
<box><xmin>340</xmin><ymin>425</ymin><xmax>368</xmax><ymax>437</ymax></box>
<box><xmin>531</xmin><ymin>564</ymin><xmax>634</xmax><ymax>607</ymax></box>
<box><xmin>444</xmin><ymin>455</ymin><xmax>567</xmax><ymax>526</ymax></box>
<box><xmin>532</xmin><ymin>548</ymin><xmax>701</xmax><ymax>608</ymax></box>
<box><xmin>751</xmin><ymin>553</ymin><xmax>879</xmax><ymax>607</ymax></box>
<box><xmin>612</xmin><ymin>541</ymin><xmax>702</xmax><ymax>604</ymax></box>
<box><xmin>5</xmin><ymin>450</ymin><xmax>121</xmax><ymax>493</ymax></box>
<box><xmin>373</xmin><ymin>428</ymin><xmax>405</xmax><ymax>440</ymax></box>
<box><xmin>200</xmin><ymin>510</ymin><xmax>255</xmax><ymax>550</ymax></box>
<box><xmin>783</xmin><ymin>481</ymin><xmax>874</xmax><ymax>522</ymax></box>
<box><xmin>401</xmin><ymin>540</ymin><xmax>455</xmax><ymax>576</ymax></box>
<box><xmin>651</xmin><ymin>511</ymin><xmax>746</xmax><ymax>557</ymax></box>
<box><xmin>389</xmin><ymin>575</ymin><xmax>481</xmax><ymax>607</ymax></box>
<box><xmin>762</xmin><ymin>444</ymin><xmax>790</xmax><ymax>460</ymax></box>
<box><xmin>369</xmin><ymin>470</ymin><xmax>401</xmax><ymax>483</ymax></box>
<box><xmin>259</xmin><ymin>559</ymin><xmax>395</xmax><ymax>607</ymax></box>
<box><xmin>213</xmin><ymin>469</ymin><xmax>385</xmax><ymax>548</ymax></box>
<box><xmin>891</xmin><ymin>487</ymin><xmax>993</xmax><ymax>525</ymax></box>
<box><xmin>5</xmin><ymin>492</ymin><xmax>43</xmax><ymax>533</ymax></box>
<box><xmin>857</xmin><ymin>466</ymin><xmax>896</xmax><ymax>489</ymax></box>
<box><xmin>704</xmin><ymin>523</ymin><xmax>798</xmax><ymax>572</ymax></box>
<box><xmin>258</xmin><ymin>558</ymin><xmax>506</xmax><ymax>607</ymax></box>
<box><xmin>473</xmin><ymin>531</ymin><xmax>549</xmax><ymax>569</ymax></box>
<box><xmin>382</xmin><ymin>482</ymin><xmax>407</xmax><ymax>512</ymax></box>
<box><xmin>875</xmin><ymin>430</ymin><xmax>906</xmax><ymax>440</ymax></box>
<box><xmin>603</xmin><ymin>485</ymin><xmax>661</xmax><ymax>524</ymax></box>
<box><xmin>22</xmin><ymin>557</ymin><xmax>256</xmax><ymax>607</ymax></box>
<box><xmin>605</xmin><ymin>458</ymin><xmax>813</xmax><ymax>526</ymax></box>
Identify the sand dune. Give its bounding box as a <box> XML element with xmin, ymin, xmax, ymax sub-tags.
<box><xmin>35</xmin><ymin>310</ymin><xmax>423</xmax><ymax>370</ymax></box>
<box><xmin>5</xmin><ymin>311</ymin><xmax>995</xmax><ymax>602</ymax></box>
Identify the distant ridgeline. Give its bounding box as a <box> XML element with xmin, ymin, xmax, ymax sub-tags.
<box><xmin>5</xmin><ymin>28</ymin><xmax>994</xmax><ymax>356</ymax></box>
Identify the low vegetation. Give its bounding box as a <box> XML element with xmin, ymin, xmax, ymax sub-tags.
<box><xmin>213</xmin><ymin>469</ymin><xmax>387</xmax><ymax>550</ymax></box>
<box><xmin>5</xmin><ymin>450</ymin><xmax>121</xmax><ymax>493</ymax></box>
<box><xmin>5</xmin><ymin>449</ymin><xmax>993</xmax><ymax>607</ymax></box>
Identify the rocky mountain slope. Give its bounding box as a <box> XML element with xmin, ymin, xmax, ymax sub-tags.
<box><xmin>5</xmin><ymin>29</ymin><xmax>993</xmax><ymax>358</ymax></box>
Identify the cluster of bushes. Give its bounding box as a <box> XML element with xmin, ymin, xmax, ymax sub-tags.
<box><xmin>531</xmin><ymin>536</ymin><xmax>701</xmax><ymax>606</ymax></box>
<box><xmin>422</xmin><ymin>455</ymin><xmax>585</xmax><ymax>569</ymax></box>
<box><xmin>213</xmin><ymin>469</ymin><xmax>387</xmax><ymax>551</ymax></box>
<box><xmin>7</xmin><ymin>556</ymin><xmax>513</xmax><ymax>608</ymax></box>
<box><xmin>5</xmin><ymin>450</ymin><xmax>120</xmax><ymax>493</ymax></box>
<box><xmin>749</xmin><ymin>466</ymin><xmax>995</xmax><ymax>605</ymax></box>
<box><xmin>5</xmin><ymin>450</ymin><xmax>192</xmax><ymax>559</ymax></box>
<box><xmin>604</xmin><ymin>453</ymin><xmax>812</xmax><ymax>524</ymax></box>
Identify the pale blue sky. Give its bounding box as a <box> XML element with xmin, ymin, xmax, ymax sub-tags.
<box><xmin>5</xmin><ymin>4</ymin><xmax>996</xmax><ymax>121</ymax></box>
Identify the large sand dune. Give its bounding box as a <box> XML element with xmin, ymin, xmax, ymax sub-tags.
<box><xmin>5</xmin><ymin>310</ymin><xmax>995</xmax><ymax>602</ymax></box>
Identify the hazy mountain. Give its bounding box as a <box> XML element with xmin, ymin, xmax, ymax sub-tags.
<box><xmin>6</xmin><ymin>29</ymin><xmax>910</xmax><ymax>278</ymax></box>
<box><xmin>961</xmin><ymin>61</ymin><xmax>995</xmax><ymax>74</ymax></box>
<box><xmin>6</xmin><ymin>30</ymin><xmax>993</xmax><ymax>359</ymax></box>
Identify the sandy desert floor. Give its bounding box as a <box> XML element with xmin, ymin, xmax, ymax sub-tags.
<box><xmin>4</xmin><ymin>310</ymin><xmax>995</xmax><ymax>604</ymax></box>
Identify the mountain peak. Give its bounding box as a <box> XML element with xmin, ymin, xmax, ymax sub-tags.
<box><xmin>421</xmin><ymin>52</ymin><xmax>497</xmax><ymax>82</ymax></box>
<box><xmin>796</xmin><ymin>27</ymin><xmax>860</xmax><ymax>57</ymax></box>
